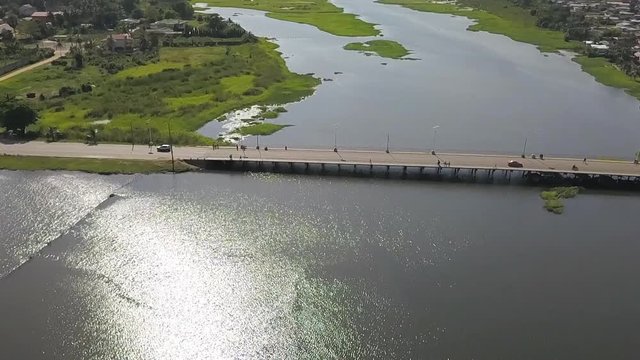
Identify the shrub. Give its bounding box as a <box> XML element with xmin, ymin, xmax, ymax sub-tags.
<box><xmin>58</xmin><ymin>86</ymin><xmax>77</xmax><ymax>97</ymax></box>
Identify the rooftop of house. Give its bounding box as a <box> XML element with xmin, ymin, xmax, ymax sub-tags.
<box><xmin>152</xmin><ymin>19</ymin><xmax>186</xmax><ymax>26</ymax></box>
<box><xmin>30</xmin><ymin>12</ymin><xmax>50</xmax><ymax>17</ymax></box>
<box><xmin>111</xmin><ymin>33</ymin><xmax>132</xmax><ymax>40</ymax></box>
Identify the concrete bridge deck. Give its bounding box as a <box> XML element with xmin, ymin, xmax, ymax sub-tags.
<box><xmin>2</xmin><ymin>141</ymin><xmax>640</xmax><ymax>179</ymax></box>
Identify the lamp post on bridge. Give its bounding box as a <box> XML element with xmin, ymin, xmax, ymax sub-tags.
<box><xmin>431</xmin><ymin>125</ymin><xmax>440</xmax><ymax>155</ymax></box>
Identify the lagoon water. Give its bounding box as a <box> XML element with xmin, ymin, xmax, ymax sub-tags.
<box><xmin>1</xmin><ymin>170</ymin><xmax>640</xmax><ymax>359</ymax></box>
<box><xmin>199</xmin><ymin>0</ymin><xmax>640</xmax><ymax>158</ymax></box>
<box><xmin>3</xmin><ymin>1</ymin><xmax>640</xmax><ymax>358</ymax></box>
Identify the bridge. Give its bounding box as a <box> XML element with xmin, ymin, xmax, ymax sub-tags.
<box><xmin>185</xmin><ymin>147</ymin><xmax>640</xmax><ymax>189</ymax></box>
<box><xmin>2</xmin><ymin>141</ymin><xmax>639</xmax><ymax>188</ymax></box>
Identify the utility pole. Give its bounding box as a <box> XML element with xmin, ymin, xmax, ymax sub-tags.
<box><xmin>130</xmin><ymin>119</ymin><xmax>134</xmax><ymax>151</ymax></box>
<box><xmin>432</xmin><ymin>125</ymin><xmax>440</xmax><ymax>154</ymax></box>
<box><xmin>521</xmin><ymin>137</ymin><xmax>527</xmax><ymax>158</ymax></box>
<box><xmin>168</xmin><ymin>118</ymin><xmax>175</xmax><ymax>173</ymax></box>
<box><xmin>386</xmin><ymin>133</ymin><xmax>390</xmax><ymax>153</ymax></box>
<box><xmin>147</xmin><ymin>120</ymin><xmax>153</xmax><ymax>154</ymax></box>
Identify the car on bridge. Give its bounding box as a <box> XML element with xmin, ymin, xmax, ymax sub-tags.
<box><xmin>156</xmin><ymin>144</ymin><xmax>172</xmax><ymax>152</ymax></box>
<box><xmin>508</xmin><ymin>160</ymin><xmax>523</xmax><ymax>168</ymax></box>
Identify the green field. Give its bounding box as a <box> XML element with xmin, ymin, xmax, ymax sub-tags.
<box><xmin>377</xmin><ymin>0</ymin><xmax>579</xmax><ymax>52</ymax></box>
<box><xmin>193</xmin><ymin>0</ymin><xmax>379</xmax><ymax>36</ymax></box>
<box><xmin>0</xmin><ymin>155</ymin><xmax>191</xmax><ymax>174</ymax></box>
<box><xmin>0</xmin><ymin>41</ymin><xmax>320</xmax><ymax>144</ymax></box>
<box><xmin>344</xmin><ymin>40</ymin><xmax>410</xmax><ymax>59</ymax></box>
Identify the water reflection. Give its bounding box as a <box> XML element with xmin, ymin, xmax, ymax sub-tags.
<box><xmin>1</xmin><ymin>171</ymin><xmax>640</xmax><ymax>358</ymax></box>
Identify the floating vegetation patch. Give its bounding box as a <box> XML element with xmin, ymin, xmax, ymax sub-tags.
<box><xmin>540</xmin><ymin>186</ymin><xmax>582</xmax><ymax>214</ymax></box>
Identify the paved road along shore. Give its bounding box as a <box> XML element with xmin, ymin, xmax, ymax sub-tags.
<box><xmin>3</xmin><ymin>141</ymin><xmax>640</xmax><ymax>177</ymax></box>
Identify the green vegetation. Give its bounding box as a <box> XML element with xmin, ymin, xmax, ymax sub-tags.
<box><xmin>0</xmin><ymin>40</ymin><xmax>319</xmax><ymax>144</ymax></box>
<box><xmin>377</xmin><ymin>0</ymin><xmax>579</xmax><ymax>52</ymax></box>
<box><xmin>574</xmin><ymin>56</ymin><xmax>640</xmax><ymax>99</ymax></box>
<box><xmin>193</xmin><ymin>0</ymin><xmax>379</xmax><ymax>36</ymax></box>
<box><xmin>540</xmin><ymin>186</ymin><xmax>581</xmax><ymax>214</ymax></box>
<box><xmin>376</xmin><ymin>0</ymin><xmax>640</xmax><ymax>100</ymax></box>
<box><xmin>238</xmin><ymin>122</ymin><xmax>288</xmax><ymax>135</ymax></box>
<box><xmin>0</xmin><ymin>97</ymin><xmax>39</xmax><ymax>133</ymax></box>
<box><xmin>0</xmin><ymin>155</ymin><xmax>191</xmax><ymax>174</ymax></box>
<box><xmin>344</xmin><ymin>40</ymin><xmax>409</xmax><ymax>59</ymax></box>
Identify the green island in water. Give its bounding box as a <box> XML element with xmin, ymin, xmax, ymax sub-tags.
<box><xmin>344</xmin><ymin>40</ymin><xmax>410</xmax><ymax>59</ymax></box>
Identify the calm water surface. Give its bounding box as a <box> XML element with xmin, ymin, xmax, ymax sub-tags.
<box><xmin>200</xmin><ymin>0</ymin><xmax>640</xmax><ymax>158</ymax></box>
<box><xmin>1</xmin><ymin>170</ymin><xmax>639</xmax><ymax>359</ymax></box>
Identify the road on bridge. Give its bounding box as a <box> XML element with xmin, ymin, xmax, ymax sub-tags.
<box><xmin>2</xmin><ymin>141</ymin><xmax>640</xmax><ymax>177</ymax></box>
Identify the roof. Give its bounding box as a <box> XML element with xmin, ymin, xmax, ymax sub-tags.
<box><xmin>152</xmin><ymin>19</ymin><xmax>186</xmax><ymax>25</ymax></box>
<box><xmin>19</xmin><ymin>4</ymin><xmax>36</xmax><ymax>10</ymax></box>
<box><xmin>111</xmin><ymin>34</ymin><xmax>132</xmax><ymax>40</ymax></box>
<box><xmin>31</xmin><ymin>12</ymin><xmax>50</xmax><ymax>17</ymax></box>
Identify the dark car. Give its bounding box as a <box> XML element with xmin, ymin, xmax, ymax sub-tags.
<box><xmin>156</xmin><ymin>144</ymin><xmax>172</xmax><ymax>152</ymax></box>
<box><xmin>508</xmin><ymin>160</ymin><xmax>523</xmax><ymax>168</ymax></box>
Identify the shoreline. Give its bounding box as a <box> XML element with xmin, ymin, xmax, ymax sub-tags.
<box><xmin>0</xmin><ymin>155</ymin><xmax>192</xmax><ymax>174</ymax></box>
<box><xmin>376</xmin><ymin>0</ymin><xmax>640</xmax><ymax>102</ymax></box>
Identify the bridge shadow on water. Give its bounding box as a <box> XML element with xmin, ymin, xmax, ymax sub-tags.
<box><xmin>185</xmin><ymin>159</ymin><xmax>640</xmax><ymax>191</ymax></box>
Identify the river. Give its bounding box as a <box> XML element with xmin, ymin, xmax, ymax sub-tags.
<box><xmin>198</xmin><ymin>0</ymin><xmax>640</xmax><ymax>158</ymax></box>
<box><xmin>1</xmin><ymin>170</ymin><xmax>639</xmax><ymax>358</ymax></box>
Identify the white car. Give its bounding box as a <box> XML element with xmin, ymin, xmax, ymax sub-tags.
<box><xmin>156</xmin><ymin>144</ymin><xmax>172</xmax><ymax>152</ymax></box>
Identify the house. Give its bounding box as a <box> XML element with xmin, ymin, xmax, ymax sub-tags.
<box><xmin>18</xmin><ymin>4</ymin><xmax>37</xmax><ymax>17</ymax></box>
<box><xmin>30</xmin><ymin>12</ymin><xmax>51</xmax><ymax>22</ymax></box>
<box><xmin>109</xmin><ymin>33</ymin><xmax>134</xmax><ymax>51</ymax></box>
<box><xmin>590</xmin><ymin>43</ymin><xmax>610</xmax><ymax>55</ymax></box>
<box><xmin>150</xmin><ymin>19</ymin><xmax>186</xmax><ymax>32</ymax></box>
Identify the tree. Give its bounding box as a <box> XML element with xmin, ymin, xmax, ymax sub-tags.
<box><xmin>6</xmin><ymin>14</ymin><xmax>18</xmax><ymax>28</ymax></box>
<box><xmin>172</xmin><ymin>1</ymin><xmax>194</xmax><ymax>20</ymax></box>
<box><xmin>0</xmin><ymin>97</ymin><xmax>39</xmax><ymax>134</ymax></box>
<box><xmin>164</xmin><ymin>9</ymin><xmax>178</xmax><ymax>19</ymax></box>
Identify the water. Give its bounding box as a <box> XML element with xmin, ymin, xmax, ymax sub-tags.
<box><xmin>198</xmin><ymin>0</ymin><xmax>640</xmax><ymax>158</ymax></box>
<box><xmin>1</xmin><ymin>170</ymin><xmax>639</xmax><ymax>358</ymax></box>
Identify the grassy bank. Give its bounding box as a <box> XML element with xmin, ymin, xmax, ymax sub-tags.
<box><xmin>377</xmin><ymin>0</ymin><xmax>640</xmax><ymax>100</ymax></box>
<box><xmin>0</xmin><ymin>155</ymin><xmax>191</xmax><ymax>174</ymax></box>
<box><xmin>377</xmin><ymin>0</ymin><xmax>578</xmax><ymax>52</ymax></box>
<box><xmin>344</xmin><ymin>40</ymin><xmax>410</xmax><ymax>59</ymax></box>
<box><xmin>193</xmin><ymin>0</ymin><xmax>379</xmax><ymax>36</ymax></box>
<box><xmin>0</xmin><ymin>40</ymin><xmax>319</xmax><ymax>144</ymax></box>
<box><xmin>540</xmin><ymin>186</ymin><xmax>581</xmax><ymax>214</ymax></box>
<box><xmin>574</xmin><ymin>56</ymin><xmax>640</xmax><ymax>99</ymax></box>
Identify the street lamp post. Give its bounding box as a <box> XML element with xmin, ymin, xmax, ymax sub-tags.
<box><xmin>130</xmin><ymin>119</ymin><xmax>134</xmax><ymax>151</ymax></box>
<box><xmin>386</xmin><ymin>133</ymin><xmax>390</xmax><ymax>153</ymax></box>
<box><xmin>147</xmin><ymin>120</ymin><xmax>153</xmax><ymax>154</ymax></box>
<box><xmin>432</xmin><ymin>125</ymin><xmax>440</xmax><ymax>154</ymax></box>
<box><xmin>168</xmin><ymin>118</ymin><xmax>175</xmax><ymax>173</ymax></box>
